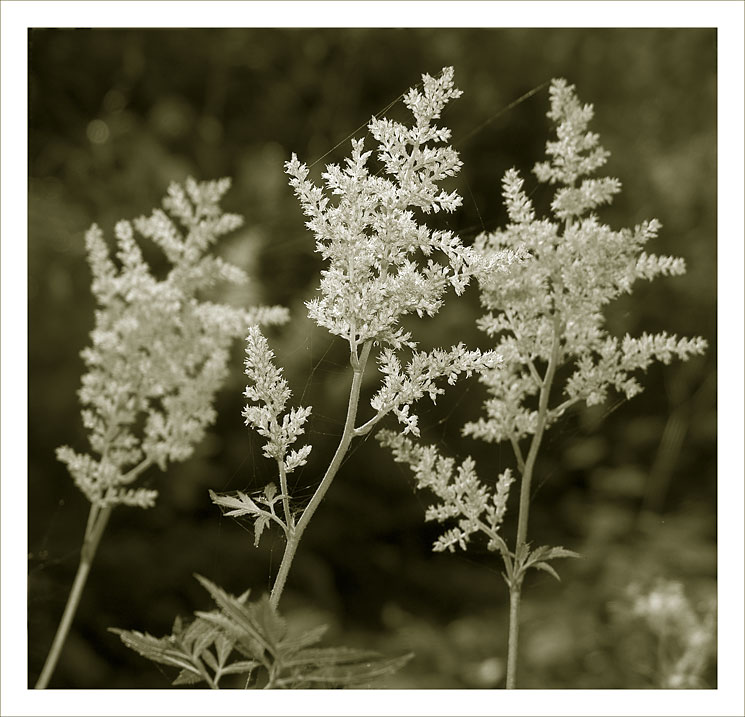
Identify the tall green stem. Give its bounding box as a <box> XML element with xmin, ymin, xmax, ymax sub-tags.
<box><xmin>34</xmin><ymin>504</ymin><xmax>112</xmax><ymax>689</ymax></box>
<box><xmin>505</xmin><ymin>587</ymin><xmax>521</xmax><ymax>688</ymax></box>
<box><xmin>505</xmin><ymin>319</ymin><xmax>561</xmax><ymax>689</ymax></box>
<box><xmin>269</xmin><ymin>341</ymin><xmax>372</xmax><ymax>609</ymax></box>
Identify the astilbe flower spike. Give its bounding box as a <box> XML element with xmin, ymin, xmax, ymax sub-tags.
<box><xmin>468</xmin><ymin>79</ymin><xmax>706</xmax><ymax>446</ymax></box>
<box><xmin>36</xmin><ymin>178</ymin><xmax>287</xmax><ymax>690</ymax></box>
<box><xmin>284</xmin><ymin>66</ymin><xmax>498</xmax><ymax>353</ymax></box>
<box><xmin>217</xmin><ymin>68</ymin><xmax>503</xmax><ymax>613</ymax></box>
<box><xmin>57</xmin><ymin>177</ymin><xmax>288</xmax><ymax>509</ymax></box>
<box><xmin>378</xmin><ymin>78</ymin><xmax>707</xmax><ymax>689</ymax></box>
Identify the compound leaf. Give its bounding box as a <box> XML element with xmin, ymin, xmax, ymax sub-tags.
<box><xmin>531</xmin><ymin>560</ymin><xmax>561</xmax><ymax>581</ymax></box>
<box><xmin>253</xmin><ymin>514</ymin><xmax>271</xmax><ymax>547</ymax></box>
<box><xmin>279</xmin><ymin>646</ymin><xmax>412</xmax><ymax>688</ymax></box>
<box><xmin>221</xmin><ymin>659</ymin><xmax>261</xmax><ymax>676</ymax></box>
<box><xmin>109</xmin><ymin>628</ymin><xmax>199</xmax><ymax>675</ymax></box>
<box><xmin>210</xmin><ymin>489</ymin><xmax>260</xmax><ymax>517</ymax></box>
<box><xmin>279</xmin><ymin>624</ymin><xmax>329</xmax><ymax>657</ymax></box>
<box><xmin>172</xmin><ymin>668</ymin><xmax>204</xmax><ymax>686</ymax></box>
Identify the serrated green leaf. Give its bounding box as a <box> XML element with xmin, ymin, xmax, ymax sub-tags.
<box><xmin>201</xmin><ymin>646</ymin><xmax>219</xmax><ymax>671</ymax></box>
<box><xmin>195</xmin><ymin>609</ymin><xmax>268</xmax><ymax>662</ymax></box>
<box><xmin>526</xmin><ymin>544</ymin><xmax>581</xmax><ymax>566</ymax></box>
<box><xmin>253</xmin><ymin>514</ymin><xmax>271</xmax><ymax>547</ymax></box>
<box><xmin>263</xmin><ymin>483</ymin><xmax>277</xmax><ymax>501</ymax></box>
<box><xmin>545</xmin><ymin>546</ymin><xmax>582</xmax><ymax>561</ymax></box>
<box><xmin>526</xmin><ymin>544</ymin><xmax>551</xmax><ymax>562</ymax></box>
<box><xmin>214</xmin><ymin>633</ymin><xmax>234</xmax><ymax>666</ymax></box>
<box><xmin>279</xmin><ymin>624</ymin><xmax>328</xmax><ymax>656</ymax></box>
<box><xmin>252</xmin><ymin>594</ymin><xmax>287</xmax><ymax>646</ymax></box>
<box><xmin>532</xmin><ymin>561</ymin><xmax>561</xmax><ymax>581</ymax></box>
<box><xmin>172</xmin><ymin>668</ymin><xmax>204</xmax><ymax>686</ymax></box>
<box><xmin>110</xmin><ymin>628</ymin><xmax>200</xmax><ymax>674</ymax></box>
<box><xmin>182</xmin><ymin>616</ymin><xmax>220</xmax><ymax>658</ymax></box>
<box><xmin>515</xmin><ymin>542</ymin><xmax>531</xmax><ymax>564</ymax></box>
<box><xmin>172</xmin><ymin>615</ymin><xmax>184</xmax><ymax>637</ymax></box>
<box><xmin>210</xmin><ymin>490</ymin><xmax>260</xmax><ymax>517</ymax></box>
<box><xmin>194</xmin><ymin>575</ymin><xmax>274</xmax><ymax>658</ymax></box>
<box><xmin>279</xmin><ymin>647</ymin><xmax>412</xmax><ymax>688</ymax></box>
<box><xmin>221</xmin><ymin>659</ymin><xmax>261</xmax><ymax>676</ymax></box>
<box><xmin>283</xmin><ymin>646</ymin><xmax>379</xmax><ymax>668</ymax></box>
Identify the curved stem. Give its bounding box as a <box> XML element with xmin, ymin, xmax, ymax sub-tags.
<box><xmin>505</xmin><ymin>318</ymin><xmax>561</xmax><ymax>689</ymax></box>
<box><xmin>119</xmin><ymin>456</ymin><xmax>154</xmax><ymax>485</ymax></box>
<box><xmin>35</xmin><ymin>504</ymin><xmax>112</xmax><ymax>689</ymax></box>
<box><xmin>509</xmin><ymin>434</ymin><xmax>525</xmax><ymax>474</ymax></box>
<box><xmin>259</xmin><ymin>506</ymin><xmax>288</xmax><ymax>534</ymax></box>
<box><xmin>353</xmin><ymin>408</ymin><xmax>386</xmax><ymax>437</ymax></box>
<box><xmin>269</xmin><ymin>341</ymin><xmax>372</xmax><ymax>609</ymax></box>
<box><xmin>514</xmin><ymin>319</ymin><xmax>561</xmax><ymax>551</ymax></box>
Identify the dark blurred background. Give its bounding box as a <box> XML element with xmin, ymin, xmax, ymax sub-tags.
<box><xmin>28</xmin><ymin>28</ymin><xmax>716</xmax><ymax>689</ymax></box>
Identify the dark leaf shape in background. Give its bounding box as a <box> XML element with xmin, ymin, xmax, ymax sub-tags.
<box><xmin>113</xmin><ymin>575</ymin><xmax>411</xmax><ymax>688</ymax></box>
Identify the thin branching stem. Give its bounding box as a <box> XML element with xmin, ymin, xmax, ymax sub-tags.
<box><xmin>269</xmin><ymin>341</ymin><xmax>373</xmax><ymax>609</ymax></box>
<box><xmin>260</xmin><ymin>506</ymin><xmax>288</xmax><ymax>534</ymax></box>
<box><xmin>509</xmin><ymin>435</ymin><xmax>526</xmax><ymax>474</ymax></box>
<box><xmin>549</xmin><ymin>396</ymin><xmax>580</xmax><ymax>422</ymax></box>
<box><xmin>120</xmin><ymin>456</ymin><xmax>154</xmax><ymax>485</ymax></box>
<box><xmin>353</xmin><ymin>409</ymin><xmax>386</xmax><ymax>437</ymax></box>
<box><xmin>505</xmin><ymin>316</ymin><xmax>561</xmax><ymax>689</ymax></box>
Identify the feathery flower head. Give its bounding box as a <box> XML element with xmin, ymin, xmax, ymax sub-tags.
<box><xmin>285</xmin><ymin>67</ymin><xmax>488</xmax><ymax>352</ymax></box>
<box><xmin>467</xmin><ymin>79</ymin><xmax>707</xmax><ymax>445</ymax></box>
<box><xmin>59</xmin><ymin>178</ymin><xmax>288</xmax><ymax>509</ymax></box>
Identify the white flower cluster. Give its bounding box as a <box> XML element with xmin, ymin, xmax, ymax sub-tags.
<box><xmin>626</xmin><ymin>579</ymin><xmax>715</xmax><ymax>688</ymax></box>
<box><xmin>369</xmin><ymin>345</ymin><xmax>499</xmax><ymax>437</ymax></box>
<box><xmin>377</xmin><ymin>77</ymin><xmax>706</xmax><ymax>567</ymax></box>
<box><xmin>564</xmin><ymin>331</ymin><xmax>708</xmax><ymax>406</ymax></box>
<box><xmin>241</xmin><ymin>326</ymin><xmax>312</xmax><ymax>473</ymax></box>
<box><xmin>533</xmin><ymin>78</ymin><xmax>621</xmax><ymax>219</ymax></box>
<box><xmin>274</xmin><ymin>68</ymin><xmax>498</xmax><ymax>440</ymax></box>
<box><xmin>285</xmin><ymin>67</ymin><xmax>486</xmax><ymax>352</ymax></box>
<box><xmin>466</xmin><ymin>79</ymin><xmax>707</xmax><ymax>445</ymax></box>
<box><xmin>378</xmin><ymin>430</ymin><xmax>514</xmax><ymax>553</ymax></box>
<box><xmin>58</xmin><ymin>178</ymin><xmax>288</xmax><ymax>509</ymax></box>
<box><xmin>231</xmin><ymin>69</ymin><xmax>499</xmax><ymax>555</ymax></box>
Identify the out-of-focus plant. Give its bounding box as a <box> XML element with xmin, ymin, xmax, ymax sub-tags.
<box><xmin>615</xmin><ymin>578</ymin><xmax>716</xmax><ymax>688</ymax></box>
<box><xmin>380</xmin><ymin>78</ymin><xmax>707</xmax><ymax>688</ymax></box>
<box><xmin>35</xmin><ymin>179</ymin><xmax>287</xmax><ymax>689</ymax></box>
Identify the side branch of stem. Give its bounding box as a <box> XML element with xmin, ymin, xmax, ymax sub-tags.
<box><xmin>277</xmin><ymin>459</ymin><xmax>293</xmax><ymax>531</ymax></box>
<box><xmin>509</xmin><ymin>435</ymin><xmax>525</xmax><ymax>474</ymax></box>
<box><xmin>269</xmin><ymin>341</ymin><xmax>372</xmax><ymax>609</ymax></box>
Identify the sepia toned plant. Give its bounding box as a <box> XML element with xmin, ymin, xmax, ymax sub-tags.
<box><xmin>38</xmin><ymin>68</ymin><xmax>709</xmax><ymax>692</ymax></box>
<box><xmin>380</xmin><ymin>78</ymin><xmax>707</xmax><ymax>688</ymax></box>
<box><xmin>209</xmin><ymin>67</ymin><xmax>502</xmax><ymax>611</ymax></box>
<box><xmin>114</xmin><ymin>67</ymin><xmax>497</xmax><ymax>689</ymax></box>
<box><xmin>36</xmin><ymin>178</ymin><xmax>287</xmax><ymax>688</ymax></box>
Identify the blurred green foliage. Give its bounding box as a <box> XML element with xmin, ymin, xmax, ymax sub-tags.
<box><xmin>28</xmin><ymin>28</ymin><xmax>715</xmax><ymax>688</ymax></box>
